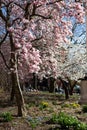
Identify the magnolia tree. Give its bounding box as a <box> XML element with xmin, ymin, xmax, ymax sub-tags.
<box><xmin>37</xmin><ymin>42</ymin><xmax>68</xmax><ymax>79</ymax></box>
<box><xmin>62</xmin><ymin>44</ymin><xmax>87</xmax><ymax>80</ymax></box>
<box><xmin>35</xmin><ymin>3</ymin><xmax>85</xmax><ymax>79</ymax></box>
<box><xmin>0</xmin><ymin>0</ymin><xmax>85</xmax><ymax>116</ymax></box>
<box><xmin>59</xmin><ymin>43</ymin><xmax>87</xmax><ymax>95</ymax></box>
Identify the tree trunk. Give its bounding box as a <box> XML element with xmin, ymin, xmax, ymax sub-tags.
<box><xmin>10</xmin><ymin>85</ymin><xmax>15</xmax><ymax>101</ymax></box>
<box><xmin>10</xmin><ymin>52</ymin><xmax>27</xmax><ymax>116</ymax></box>
<box><xmin>33</xmin><ymin>73</ymin><xmax>38</xmax><ymax>90</ymax></box>
<box><xmin>59</xmin><ymin>78</ymin><xmax>69</xmax><ymax>99</ymax></box>
<box><xmin>11</xmin><ymin>71</ymin><xmax>27</xmax><ymax>116</ymax></box>
<box><xmin>69</xmin><ymin>84</ymin><xmax>73</xmax><ymax>95</ymax></box>
<box><xmin>63</xmin><ymin>83</ymin><xmax>69</xmax><ymax>99</ymax></box>
<box><xmin>9</xmin><ymin>33</ymin><xmax>27</xmax><ymax>117</ymax></box>
<box><xmin>69</xmin><ymin>81</ymin><xmax>77</xmax><ymax>95</ymax></box>
<box><xmin>49</xmin><ymin>77</ymin><xmax>55</xmax><ymax>93</ymax></box>
<box><xmin>67</xmin><ymin>78</ymin><xmax>77</xmax><ymax>95</ymax></box>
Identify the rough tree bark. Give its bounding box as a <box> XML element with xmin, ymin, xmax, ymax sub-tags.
<box><xmin>9</xmin><ymin>33</ymin><xmax>27</xmax><ymax>116</ymax></box>
<box><xmin>10</xmin><ymin>85</ymin><xmax>15</xmax><ymax>101</ymax></box>
<box><xmin>11</xmin><ymin>69</ymin><xmax>27</xmax><ymax>116</ymax></box>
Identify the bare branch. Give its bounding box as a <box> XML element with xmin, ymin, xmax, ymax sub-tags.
<box><xmin>12</xmin><ymin>17</ymin><xmax>21</xmax><ymax>25</ymax></box>
<box><xmin>46</xmin><ymin>0</ymin><xmax>63</xmax><ymax>5</ymax></box>
<box><xmin>0</xmin><ymin>31</ymin><xmax>8</xmax><ymax>46</ymax></box>
<box><xmin>31</xmin><ymin>36</ymin><xmax>43</xmax><ymax>43</ymax></box>
<box><xmin>14</xmin><ymin>3</ymin><xmax>25</xmax><ymax>10</ymax></box>
<box><xmin>64</xmin><ymin>63</ymin><xmax>78</xmax><ymax>69</ymax></box>
<box><xmin>31</xmin><ymin>13</ymin><xmax>52</xmax><ymax>19</ymax></box>
<box><xmin>0</xmin><ymin>50</ymin><xmax>10</xmax><ymax>69</ymax></box>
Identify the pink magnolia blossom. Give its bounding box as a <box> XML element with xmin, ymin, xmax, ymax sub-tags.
<box><xmin>0</xmin><ymin>0</ymin><xmax>85</xmax><ymax>80</ymax></box>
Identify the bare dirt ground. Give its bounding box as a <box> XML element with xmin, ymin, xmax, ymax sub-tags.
<box><xmin>0</xmin><ymin>89</ymin><xmax>87</xmax><ymax>130</ymax></box>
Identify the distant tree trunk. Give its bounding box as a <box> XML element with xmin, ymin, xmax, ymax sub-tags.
<box><xmin>33</xmin><ymin>73</ymin><xmax>38</xmax><ymax>90</ymax></box>
<box><xmin>67</xmin><ymin>77</ymin><xmax>77</xmax><ymax>95</ymax></box>
<box><xmin>69</xmin><ymin>81</ymin><xmax>77</xmax><ymax>95</ymax></box>
<box><xmin>59</xmin><ymin>78</ymin><xmax>69</xmax><ymax>99</ymax></box>
<box><xmin>49</xmin><ymin>77</ymin><xmax>55</xmax><ymax>93</ymax></box>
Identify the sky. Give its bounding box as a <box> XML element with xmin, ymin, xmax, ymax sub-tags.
<box><xmin>73</xmin><ymin>23</ymin><xmax>86</xmax><ymax>44</ymax></box>
<box><xmin>70</xmin><ymin>15</ymin><xmax>86</xmax><ymax>44</ymax></box>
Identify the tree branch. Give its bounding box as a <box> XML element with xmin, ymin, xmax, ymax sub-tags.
<box><xmin>36</xmin><ymin>0</ymin><xmax>62</xmax><ymax>8</ymax></box>
<box><xmin>0</xmin><ymin>31</ymin><xmax>8</xmax><ymax>46</ymax></box>
<box><xmin>12</xmin><ymin>17</ymin><xmax>21</xmax><ymax>25</ymax></box>
<box><xmin>0</xmin><ymin>50</ymin><xmax>10</xmax><ymax>69</ymax></box>
<box><xmin>64</xmin><ymin>63</ymin><xmax>78</xmax><ymax>69</ymax></box>
<box><xmin>46</xmin><ymin>0</ymin><xmax>63</xmax><ymax>5</ymax></box>
<box><xmin>31</xmin><ymin>36</ymin><xmax>43</xmax><ymax>43</ymax></box>
<box><xmin>14</xmin><ymin>3</ymin><xmax>25</xmax><ymax>10</ymax></box>
<box><xmin>30</xmin><ymin>13</ymin><xmax>52</xmax><ymax>19</ymax></box>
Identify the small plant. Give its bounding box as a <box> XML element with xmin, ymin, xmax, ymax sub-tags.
<box><xmin>50</xmin><ymin>112</ymin><xmax>87</xmax><ymax>130</ymax></box>
<box><xmin>47</xmin><ymin>108</ymin><xmax>54</xmax><ymax>113</ymax></box>
<box><xmin>61</xmin><ymin>103</ymin><xmax>70</xmax><ymax>108</ymax></box>
<box><xmin>0</xmin><ymin>112</ymin><xmax>12</xmax><ymax>122</ymax></box>
<box><xmin>52</xmin><ymin>101</ymin><xmax>58</xmax><ymax>105</ymax></box>
<box><xmin>27</xmin><ymin>117</ymin><xmax>42</xmax><ymax>129</ymax></box>
<box><xmin>29</xmin><ymin>118</ymin><xmax>39</xmax><ymax>129</ymax></box>
<box><xmin>26</xmin><ymin>103</ymin><xmax>35</xmax><ymax>109</ymax></box>
<box><xmin>61</xmin><ymin>102</ymin><xmax>80</xmax><ymax>109</ymax></box>
<box><xmin>77</xmin><ymin>122</ymin><xmax>87</xmax><ymax>130</ymax></box>
<box><xmin>71</xmin><ymin>103</ymin><xmax>80</xmax><ymax>108</ymax></box>
<box><xmin>82</xmin><ymin>105</ymin><xmax>87</xmax><ymax>113</ymax></box>
<box><xmin>39</xmin><ymin>101</ymin><xmax>49</xmax><ymax>110</ymax></box>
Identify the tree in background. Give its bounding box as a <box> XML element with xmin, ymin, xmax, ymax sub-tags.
<box><xmin>64</xmin><ymin>44</ymin><xmax>86</xmax><ymax>80</ymax></box>
<box><xmin>62</xmin><ymin>43</ymin><xmax>86</xmax><ymax>95</ymax></box>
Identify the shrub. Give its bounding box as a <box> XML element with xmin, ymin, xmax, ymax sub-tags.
<box><xmin>77</xmin><ymin>123</ymin><xmax>87</xmax><ymax>130</ymax></box>
<box><xmin>0</xmin><ymin>112</ymin><xmax>12</xmax><ymax>122</ymax></box>
<box><xmin>50</xmin><ymin>112</ymin><xmax>87</xmax><ymax>130</ymax></box>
